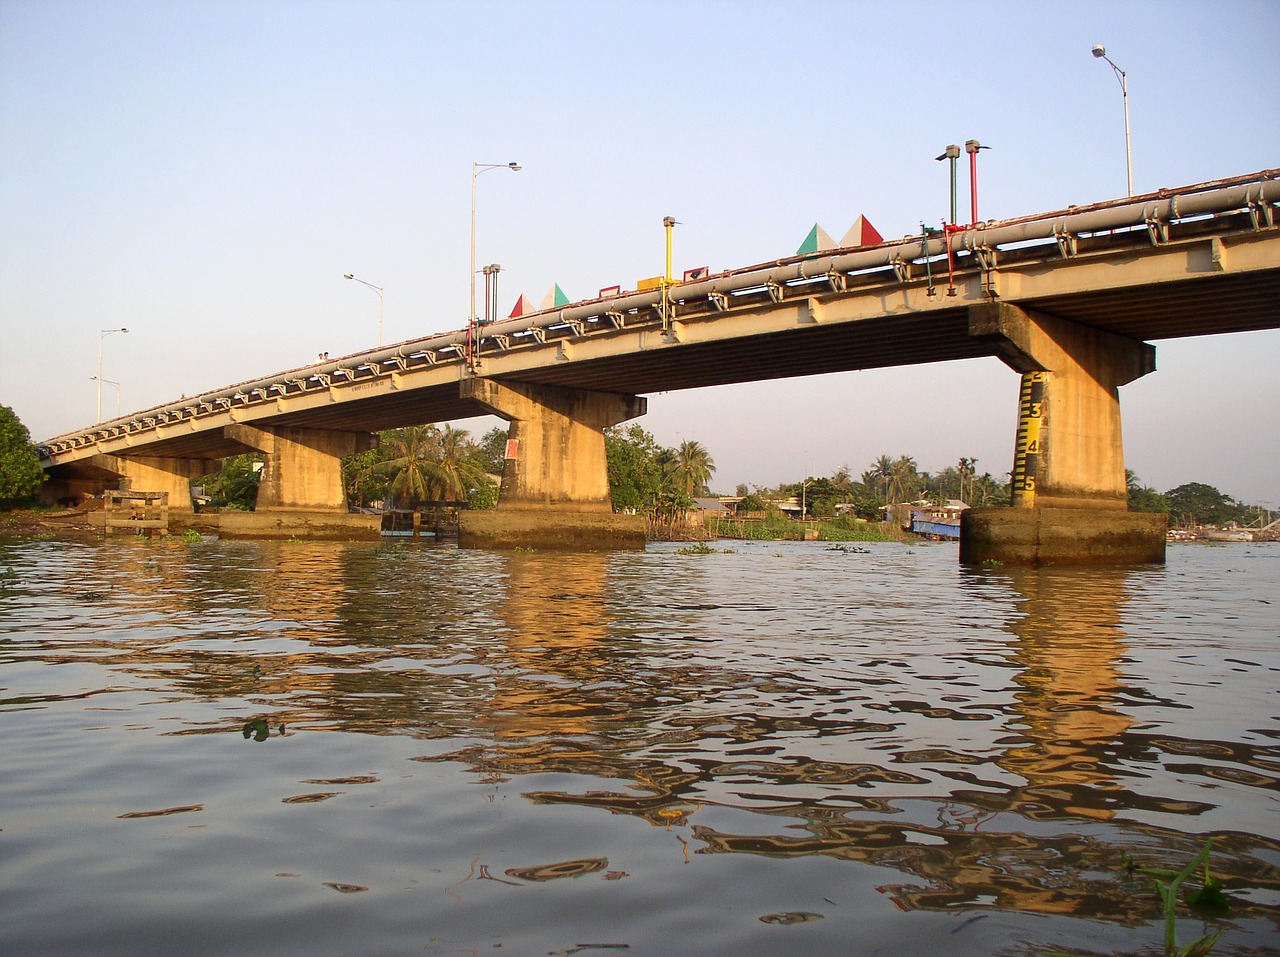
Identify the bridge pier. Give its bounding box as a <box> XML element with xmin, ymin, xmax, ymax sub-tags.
<box><xmin>457</xmin><ymin>379</ymin><xmax>648</xmax><ymax>549</ymax></box>
<box><xmin>220</xmin><ymin>424</ymin><xmax>381</xmax><ymax>539</ymax></box>
<box><xmin>89</xmin><ymin>454</ymin><xmax>211</xmax><ymax>511</ymax></box>
<box><xmin>960</xmin><ymin>303</ymin><xmax>1166</xmax><ymax>565</ymax></box>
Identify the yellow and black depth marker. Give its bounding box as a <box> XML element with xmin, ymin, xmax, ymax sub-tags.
<box><xmin>1011</xmin><ymin>372</ymin><xmax>1047</xmax><ymax>506</ymax></box>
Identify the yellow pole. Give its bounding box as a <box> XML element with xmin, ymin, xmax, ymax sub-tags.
<box><xmin>662</xmin><ymin>215</ymin><xmax>676</xmax><ymax>329</ymax></box>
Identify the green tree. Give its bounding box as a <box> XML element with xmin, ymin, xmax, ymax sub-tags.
<box><xmin>957</xmin><ymin>457</ymin><xmax>978</xmax><ymax>503</ymax></box>
<box><xmin>1165</xmin><ymin>481</ymin><xmax>1236</xmax><ymax>527</ymax></box>
<box><xmin>467</xmin><ymin>477</ymin><xmax>500</xmax><ymax>510</ymax></box>
<box><xmin>790</xmin><ymin>476</ymin><xmax>840</xmax><ymax>517</ymax></box>
<box><xmin>670</xmin><ymin>439</ymin><xmax>715</xmax><ymax>497</ymax></box>
<box><xmin>0</xmin><ymin>405</ymin><xmax>45</xmax><ymax>506</ymax></box>
<box><xmin>343</xmin><ymin>447</ymin><xmax>388</xmax><ymax>508</ymax></box>
<box><xmin>606</xmin><ymin>425</ymin><xmax>658</xmax><ymax>513</ymax></box>
<box><xmin>971</xmin><ymin>471</ymin><xmax>1009</xmax><ymax>507</ymax></box>
<box><xmin>430</xmin><ymin>425</ymin><xmax>490</xmax><ymax>503</ymax></box>
<box><xmin>1126</xmin><ymin>470</ymin><xmax>1168</xmax><ymax>514</ymax></box>
<box><xmin>888</xmin><ymin>455</ymin><xmax>919</xmax><ymax>504</ymax></box>
<box><xmin>376</xmin><ymin>424</ymin><xmax>489</xmax><ymax>507</ymax></box>
<box><xmin>474</xmin><ymin>426</ymin><xmax>509</xmax><ymax>476</ymax></box>
<box><xmin>376</xmin><ymin>426</ymin><xmax>440</xmax><ymax>508</ymax></box>
<box><xmin>201</xmin><ymin>454</ymin><xmax>263</xmax><ymax>510</ymax></box>
<box><xmin>863</xmin><ymin>454</ymin><xmax>894</xmax><ymax>504</ymax></box>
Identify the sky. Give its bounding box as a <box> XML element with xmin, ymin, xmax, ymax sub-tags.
<box><xmin>1</xmin><ymin>0</ymin><xmax>1277</xmax><ymax>505</ymax></box>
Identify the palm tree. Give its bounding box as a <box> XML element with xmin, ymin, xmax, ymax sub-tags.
<box><xmin>375</xmin><ymin>426</ymin><xmax>441</xmax><ymax>508</ymax></box>
<box><xmin>869</xmin><ymin>454</ymin><xmax>894</xmax><ymax>504</ymax></box>
<box><xmin>425</xmin><ymin>425</ymin><xmax>489</xmax><ymax>503</ymax></box>
<box><xmin>889</xmin><ymin>455</ymin><xmax>918</xmax><ymax>504</ymax></box>
<box><xmin>670</xmin><ymin>439</ymin><xmax>715</xmax><ymax>498</ymax></box>
<box><xmin>958</xmin><ymin>457</ymin><xmax>978</xmax><ymax>503</ymax></box>
<box><xmin>376</xmin><ymin>424</ymin><xmax>491</xmax><ymax>508</ymax></box>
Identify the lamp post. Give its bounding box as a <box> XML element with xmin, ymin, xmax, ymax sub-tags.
<box><xmin>97</xmin><ymin>327</ymin><xmax>128</xmax><ymax>423</ymax></box>
<box><xmin>90</xmin><ymin>375</ymin><xmax>121</xmax><ymax>419</ymax></box>
<box><xmin>1092</xmin><ymin>44</ymin><xmax>1133</xmax><ymax>196</ymax></box>
<box><xmin>470</xmin><ymin>161</ymin><xmax>521</xmax><ymax>369</ymax></box>
<box><xmin>343</xmin><ymin>273</ymin><xmax>385</xmax><ymax>347</ymax></box>
<box><xmin>964</xmin><ymin>139</ymin><xmax>990</xmax><ymax>224</ymax></box>
<box><xmin>935</xmin><ymin>144</ymin><xmax>960</xmax><ymax>225</ymax></box>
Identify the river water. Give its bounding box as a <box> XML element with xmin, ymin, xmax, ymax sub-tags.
<box><xmin>1</xmin><ymin>534</ymin><xmax>1276</xmax><ymax>956</ymax></box>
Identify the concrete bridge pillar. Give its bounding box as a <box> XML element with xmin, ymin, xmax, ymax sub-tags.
<box><xmin>457</xmin><ymin>379</ymin><xmax>648</xmax><ymax>549</ymax></box>
<box><xmin>961</xmin><ymin>303</ymin><xmax>1167</xmax><ymax>564</ymax></box>
<box><xmin>219</xmin><ymin>424</ymin><xmax>380</xmax><ymax>539</ymax></box>
<box><xmin>89</xmin><ymin>454</ymin><xmax>212</xmax><ymax>512</ymax></box>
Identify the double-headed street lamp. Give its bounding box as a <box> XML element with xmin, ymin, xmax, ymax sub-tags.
<box><xmin>1092</xmin><ymin>43</ymin><xmax>1133</xmax><ymax>196</ymax></box>
<box><xmin>97</xmin><ymin>327</ymin><xmax>128</xmax><ymax>423</ymax></box>
<box><xmin>470</xmin><ymin>161</ymin><xmax>521</xmax><ymax>368</ymax></box>
<box><xmin>344</xmin><ymin>273</ymin><xmax>385</xmax><ymax>347</ymax></box>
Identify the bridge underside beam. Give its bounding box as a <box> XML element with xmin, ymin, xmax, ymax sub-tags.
<box><xmin>962</xmin><ymin>303</ymin><xmax>1166</xmax><ymax>564</ymax></box>
<box><xmin>457</xmin><ymin>379</ymin><xmax>647</xmax><ymax>549</ymax></box>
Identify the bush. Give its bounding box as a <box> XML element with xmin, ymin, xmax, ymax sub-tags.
<box><xmin>0</xmin><ymin>405</ymin><xmax>45</xmax><ymax>507</ymax></box>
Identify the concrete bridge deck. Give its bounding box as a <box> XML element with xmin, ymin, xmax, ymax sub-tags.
<box><xmin>40</xmin><ymin>170</ymin><xmax>1279</xmax><ymax>464</ymax></box>
<box><xmin>37</xmin><ymin>169</ymin><xmax>1280</xmax><ymax>559</ymax></box>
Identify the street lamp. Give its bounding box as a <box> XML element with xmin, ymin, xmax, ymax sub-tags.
<box><xmin>344</xmin><ymin>273</ymin><xmax>385</xmax><ymax>347</ymax></box>
<box><xmin>964</xmin><ymin>139</ymin><xmax>991</xmax><ymax>224</ymax></box>
<box><xmin>90</xmin><ymin>375</ymin><xmax>121</xmax><ymax>419</ymax></box>
<box><xmin>97</xmin><ymin>327</ymin><xmax>128</xmax><ymax>423</ymax></box>
<box><xmin>1092</xmin><ymin>44</ymin><xmax>1133</xmax><ymax>196</ymax></box>
<box><xmin>470</xmin><ymin>161</ymin><xmax>521</xmax><ymax>368</ymax></box>
<box><xmin>935</xmin><ymin>144</ymin><xmax>960</xmax><ymax>225</ymax></box>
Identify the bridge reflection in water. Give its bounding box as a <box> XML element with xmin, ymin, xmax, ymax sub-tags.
<box><xmin>14</xmin><ymin>538</ymin><xmax>1277</xmax><ymax>949</ymax></box>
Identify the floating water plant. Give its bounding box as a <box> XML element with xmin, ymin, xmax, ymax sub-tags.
<box><xmin>675</xmin><ymin>542</ymin><xmax>718</xmax><ymax>555</ymax></box>
<box><xmin>1145</xmin><ymin>840</ymin><xmax>1225</xmax><ymax>956</ymax></box>
<box><xmin>1044</xmin><ymin>841</ymin><xmax>1228</xmax><ymax>957</ymax></box>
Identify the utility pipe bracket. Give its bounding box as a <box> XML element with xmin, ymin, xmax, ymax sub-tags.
<box><xmin>1246</xmin><ymin>192</ymin><xmax>1276</xmax><ymax>230</ymax></box>
<box><xmin>1145</xmin><ymin>214</ymin><xmax>1169</xmax><ymax>245</ymax></box>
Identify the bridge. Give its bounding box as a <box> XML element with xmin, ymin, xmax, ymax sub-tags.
<box><xmin>39</xmin><ymin>170</ymin><xmax>1280</xmax><ymax>561</ymax></box>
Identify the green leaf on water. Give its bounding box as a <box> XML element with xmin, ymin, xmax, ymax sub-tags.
<box><xmin>242</xmin><ymin>718</ymin><xmax>270</xmax><ymax>741</ymax></box>
<box><xmin>1187</xmin><ymin>876</ymin><xmax>1230</xmax><ymax>913</ymax></box>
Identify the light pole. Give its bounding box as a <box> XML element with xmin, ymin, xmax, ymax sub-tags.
<box><xmin>344</xmin><ymin>273</ymin><xmax>385</xmax><ymax>347</ymax></box>
<box><xmin>964</xmin><ymin>139</ymin><xmax>990</xmax><ymax>224</ymax></box>
<box><xmin>97</xmin><ymin>327</ymin><xmax>128</xmax><ymax>423</ymax></box>
<box><xmin>90</xmin><ymin>375</ymin><xmax>121</xmax><ymax>419</ymax></box>
<box><xmin>935</xmin><ymin>144</ymin><xmax>960</xmax><ymax>225</ymax></box>
<box><xmin>1092</xmin><ymin>44</ymin><xmax>1133</xmax><ymax>196</ymax></box>
<box><xmin>470</xmin><ymin>161</ymin><xmax>521</xmax><ymax>369</ymax></box>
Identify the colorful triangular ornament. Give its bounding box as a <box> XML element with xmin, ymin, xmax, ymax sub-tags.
<box><xmin>840</xmin><ymin>215</ymin><xmax>884</xmax><ymax>248</ymax></box>
<box><xmin>796</xmin><ymin>224</ymin><xmax>836</xmax><ymax>256</ymax></box>
<box><xmin>508</xmin><ymin>294</ymin><xmax>535</xmax><ymax>318</ymax></box>
<box><xmin>540</xmin><ymin>284</ymin><xmax>570</xmax><ymax>310</ymax></box>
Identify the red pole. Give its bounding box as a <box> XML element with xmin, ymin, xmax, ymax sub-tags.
<box><xmin>965</xmin><ymin>139</ymin><xmax>988</xmax><ymax>225</ymax></box>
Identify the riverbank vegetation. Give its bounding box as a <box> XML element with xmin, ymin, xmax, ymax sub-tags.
<box><xmin>3</xmin><ymin>401</ymin><xmax>1272</xmax><ymax>536</ymax></box>
<box><xmin>0</xmin><ymin>404</ymin><xmax>46</xmax><ymax>508</ymax></box>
